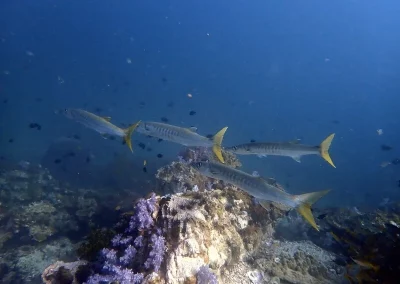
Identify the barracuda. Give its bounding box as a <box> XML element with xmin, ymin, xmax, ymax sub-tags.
<box><xmin>137</xmin><ymin>121</ymin><xmax>228</xmax><ymax>163</ymax></box>
<box><xmin>226</xmin><ymin>134</ymin><xmax>336</xmax><ymax>168</ymax></box>
<box><xmin>62</xmin><ymin>108</ymin><xmax>140</xmax><ymax>152</ymax></box>
<box><xmin>191</xmin><ymin>161</ymin><xmax>330</xmax><ymax>231</ymax></box>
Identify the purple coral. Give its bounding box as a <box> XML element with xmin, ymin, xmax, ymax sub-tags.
<box><xmin>85</xmin><ymin>193</ymin><xmax>165</xmax><ymax>283</ymax></box>
<box><xmin>86</xmin><ymin>268</ymin><xmax>143</xmax><ymax>284</ymax></box>
<box><xmin>127</xmin><ymin>193</ymin><xmax>157</xmax><ymax>231</ymax></box>
<box><xmin>196</xmin><ymin>265</ymin><xmax>218</xmax><ymax>284</ymax></box>
<box><xmin>119</xmin><ymin>245</ymin><xmax>137</xmax><ymax>265</ymax></box>
<box><xmin>144</xmin><ymin>230</ymin><xmax>166</xmax><ymax>272</ymax></box>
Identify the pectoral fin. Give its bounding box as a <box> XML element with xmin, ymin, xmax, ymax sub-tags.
<box><xmin>101</xmin><ymin>116</ymin><xmax>112</xmax><ymax>122</ymax></box>
<box><xmin>292</xmin><ymin>156</ymin><xmax>301</xmax><ymax>163</ymax></box>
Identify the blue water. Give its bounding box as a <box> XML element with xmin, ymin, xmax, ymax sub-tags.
<box><xmin>1</xmin><ymin>0</ymin><xmax>400</xmax><ymax>208</ymax></box>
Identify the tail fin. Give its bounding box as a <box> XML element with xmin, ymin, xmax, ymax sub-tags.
<box><xmin>294</xmin><ymin>189</ymin><xmax>330</xmax><ymax>231</ymax></box>
<box><xmin>123</xmin><ymin>121</ymin><xmax>141</xmax><ymax>152</ymax></box>
<box><xmin>212</xmin><ymin>127</ymin><xmax>228</xmax><ymax>163</ymax></box>
<box><xmin>319</xmin><ymin>133</ymin><xmax>335</xmax><ymax>168</ymax></box>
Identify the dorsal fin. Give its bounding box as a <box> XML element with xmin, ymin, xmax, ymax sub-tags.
<box><xmin>102</xmin><ymin>116</ymin><xmax>112</xmax><ymax>122</ymax></box>
<box><xmin>188</xmin><ymin>126</ymin><xmax>198</xmax><ymax>132</ymax></box>
<box><xmin>259</xmin><ymin>177</ymin><xmax>285</xmax><ymax>192</ymax></box>
<box><xmin>289</xmin><ymin>138</ymin><xmax>301</xmax><ymax>144</ymax></box>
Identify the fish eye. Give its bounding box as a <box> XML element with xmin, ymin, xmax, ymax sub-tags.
<box><xmin>197</xmin><ymin>162</ymin><xmax>202</xmax><ymax>168</ymax></box>
<box><xmin>63</xmin><ymin>108</ymin><xmax>68</xmax><ymax>113</ymax></box>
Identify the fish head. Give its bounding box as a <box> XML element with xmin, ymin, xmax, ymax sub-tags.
<box><xmin>190</xmin><ymin>161</ymin><xmax>216</xmax><ymax>177</ymax></box>
<box><xmin>61</xmin><ymin>108</ymin><xmax>75</xmax><ymax>119</ymax></box>
<box><xmin>139</xmin><ymin>122</ymin><xmax>155</xmax><ymax>133</ymax></box>
<box><xmin>226</xmin><ymin>146</ymin><xmax>238</xmax><ymax>153</ymax></box>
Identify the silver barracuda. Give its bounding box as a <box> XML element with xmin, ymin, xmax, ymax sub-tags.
<box><xmin>226</xmin><ymin>134</ymin><xmax>336</xmax><ymax>168</ymax></box>
<box><xmin>191</xmin><ymin>161</ymin><xmax>330</xmax><ymax>231</ymax></box>
<box><xmin>137</xmin><ymin>121</ymin><xmax>228</xmax><ymax>163</ymax></box>
<box><xmin>62</xmin><ymin>108</ymin><xmax>140</xmax><ymax>152</ymax></box>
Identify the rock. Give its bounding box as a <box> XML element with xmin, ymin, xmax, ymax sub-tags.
<box><xmin>42</xmin><ymin>260</ymin><xmax>89</xmax><ymax>284</ymax></box>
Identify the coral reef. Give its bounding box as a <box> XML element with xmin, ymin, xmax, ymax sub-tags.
<box><xmin>0</xmin><ymin>163</ymin><xmax>125</xmax><ymax>282</ymax></box>
<box><xmin>40</xmin><ymin>157</ymin><xmax>352</xmax><ymax>284</ymax></box>
<box><xmin>156</xmin><ymin>161</ymin><xmax>211</xmax><ymax>194</ymax></box>
<box><xmin>178</xmin><ymin>147</ymin><xmax>242</xmax><ymax>168</ymax></box>
<box><xmin>5</xmin><ymin>154</ymin><xmax>397</xmax><ymax>284</ymax></box>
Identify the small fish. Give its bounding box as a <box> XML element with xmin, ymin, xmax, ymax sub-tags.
<box><xmin>157</xmin><ymin>154</ymin><xmax>163</xmax><ymax>158</ymax></box>
<box><xmin>377</xmin><ymin>129</ymin><xmax>383</xmax><ymax>135</ymax></box>
<box><xmin>379</xmin><ymin>198</ymin><xmax>389</xmax><ymax>206</ymax></box>
<box><xmin>72</xmin><ymin>134</ymin><xmax>81</xmax><ymax>140</ymax></box>
<box><xmin>137</xmin><ymin>121</ymin><xmax>228</xmax><ymax>163</ymax></box>
<box><xmin>351</xmin><ymin>258</ymin><xmax>379</xmax><ymax>272</ymax></box>
<box><xmin>392</xmin><ymin>158</ymin><xmax>400</xmax><ymax>165</ymax></box>
<box><xmin>317</xmin><ymin>213</ymin><xmax>328</xmax><ymax>220</ymax></box>
<box><xmin>35</xmin><ymin>98</ymin><xmax>43</xmax><ymax>102</ymax></box>
<box><xmin>226</xmin><ymin>134</ymin><xmax>336</xmax><ymax>168</ymax></box>
<box><xmin>143</xmin><ymin>160</ymin><xmax>147</xmax><ymax>166</ymax></box>
<box><xmin>8</xmin><ymin>139</ymin><xmax>13</xmax><ymax>143</ymax></box>
<box><xmin>161</xmin><ymin>117</ymin><xmax>169</xmax><ymax>123</ymax></box>
<box><xmin>330</xmin><ymin>232</ymin><xmax>341</xmax><ymax>243</ymax></box>
<box><xmin>167</xmin><ymin>101</ymin><xmax>174</xmax><ymax>108</ymax></box>
<box><xmin>139</xmin><ymin>101</ymin><xmax>145</xmax><ymax>108</ymax></box>
<box><xmin>142</xmin><ymin>167</ymin><xmax>147</xmax><ymax>173</ymax></box>
<box><xmin>189</xmin><ymin>110</ymin><xmax>196</xmax><ymax>116</ymax></box>
<box><xmin>61</xmin><ymin>108</ymin><xmax>140</xmax><ymax>152</ymax></box>
<box><xmin>138</xmin><ymin>142</ymin><xmax>146</xmax><ymax>150</ymax></box>
<box><xmin>380</xmin><ymin>144</ymin><xmax>392</xmax><ymax>151</ymax></box>
<box><xmin>158</xmin><ymin>139</ymin><xmax>163</xmax><ymax>143</ymax></box>
<box><xmin>3</xmin><ymin>99</ymin><xmax>8</xmax><ymax>104</ymax></box>
<box><xmin>54</xmin><ymin>159</ymin><xmax>62</xmax><ymax>164</ymax></box>
<box><xmin>250</xmin><ymin>139</ymin><xmax>256</xmax><ymax>143</ymax></box>
<box><xmin>29</xmin><ymin>123</ymin><xmax>42</xmax><ymax>130</ymax></box>
<box><xmin>191</xmin><ymin>161</ymin><xmax>330</xmax><ymax>231</ymax></box>
<box><xmin>380</xmin><ymin>161</ymin><xmax>391</xmax><ymax>168</ymax></box>
<box><xmin>352</xmin><ymin>207</ymin><xmax>363</xmax><ymax>215</ymax></box>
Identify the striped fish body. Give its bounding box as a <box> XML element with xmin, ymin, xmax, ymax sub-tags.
<box><xmin>191</xmin><ymin>161</ymin><xmax>331</xmax><ymax>231</ymax></box>
<box><xmin>227</xmin><ymin>142</ymin><xmax>319</xmax><ymax>159</ymax></box>
<box><xmin>137</xmin><ymin>122</ymin><xmax>212</xmax><ymax>147</ymax></box>
<box><xmin>62</xmin><ymin>108</ymin><xmax>140</xmax><ymax>152</ymax></box>
<box><xmin>63</xmin><ymin>109</ymin><xmax>125</xmax><ymax>137</ymax></box>
<box><xmin>226</xmin><ymin>134</ymin><xmax>336</xmax><ymax>168</ymax></box>
<box><xmin>192</xmin><ymin>161</ymin><xmax>297</xmax><ymax>207</ymax></box>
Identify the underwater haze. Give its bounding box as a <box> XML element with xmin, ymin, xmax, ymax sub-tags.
<box><xmin>1</xmin><ymin>0</ymin><xmax>400</xmax><ymax>210</ymax></box>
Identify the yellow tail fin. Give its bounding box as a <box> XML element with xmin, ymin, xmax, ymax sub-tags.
<box><xmin>319</xmin><ymin>133</ymin><xmax>335</xmax><ymax>168</ymax></box>
<box><xmin>295</xmin><ymin>189</ymin><xmax>330</xmax><ymax>231</ymax></box>
<box><xmin>212</xmin><ymin>127</ymin><xmax>228</xmax><ymax>163</ymax></box>
<box><xmin>123</xmin><ymin>121</ymin><xmax>141</xmax><ymax>152</ymax></box>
